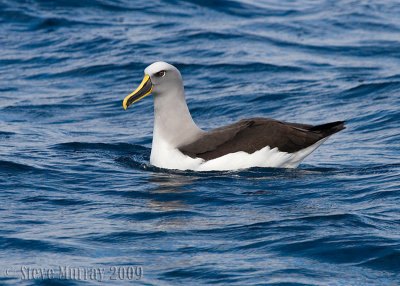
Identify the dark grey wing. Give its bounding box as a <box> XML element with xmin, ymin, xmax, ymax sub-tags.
<box><xmin>177</xmin><ymin>119</ymin><xmax>254</xmax><ymax>158</ymax></box>
<box><xmin>178</xmin><ymin>118</ymin><xmax>345</xmax><ymax>161</ymax></box>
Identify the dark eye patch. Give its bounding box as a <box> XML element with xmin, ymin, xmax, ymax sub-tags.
<box><xmin>155</xmin><ymin>70</ymin><xmax>166</xmax><ymax>77</ymax></box>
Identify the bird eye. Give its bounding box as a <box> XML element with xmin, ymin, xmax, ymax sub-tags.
<box><xmin>155</xmin><ymin>70</ymin><xmax>166</xmax><ymax>77</ymax></box>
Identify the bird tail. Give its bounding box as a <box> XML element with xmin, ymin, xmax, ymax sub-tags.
<box><xmin>309</xmin><ymin>121</ymin><xmax>346</xmax><ymax>137</ymax></box>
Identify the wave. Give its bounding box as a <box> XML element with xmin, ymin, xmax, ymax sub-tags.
<box><xmin>0</xmin><ymin>160</ymin><xmax>41</xmax><ymax>173</ymax></box>
<box><xmin>1</xmin><ymin>0</ymin><xmax>400</xmax><ymax>284</ymax></box>
<box><xmin>0</xmin><ymin>236</ymin><xmax>76</xmax><ymax>253</ymax></box>
<box><xmin>343</xmin><ymin>81</ymin><xmax>400</xmax><ymax>98</ymax></box>
<box><xmin>54</xmin><ymin>142</ymin><xmax>149</xmax><ymax>154</ymax></box>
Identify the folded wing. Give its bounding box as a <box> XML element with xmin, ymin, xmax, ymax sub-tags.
<box><xmin>178</xmin><ymin>118</ymin><xmax>345</xmax><ymax>161</ymax></box>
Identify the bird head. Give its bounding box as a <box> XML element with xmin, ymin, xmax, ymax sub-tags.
<box><xmin>123</xmin><ymin>61</ymin><xmax>183</xmax><ymax>110</ymax></box>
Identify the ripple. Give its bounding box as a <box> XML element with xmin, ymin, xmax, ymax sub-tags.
<box><xmin>1</xmin><ymin>0</ymin><xmax>400</xmax><ymax>284</ymax></box>
<box><xmin>32</xmin><ymin>17</ymin><xmax>90</xmax><ymax>30</ymax></box>
<box><xmin>54</xmin><ymin>142</ymin><xmax>147</xmax><ymax>153</ymax></box>
<box><xmin>0</xmin><ymin>160</ymin><xmax>40</xmax><ymax>173</ymax></box>
<box><xmin>343</xmin><ymin>81</ymin><xmax>400</xmax><ymax>98</ymax></box>
<box><xmin>361</xmin><ymin>252</ymin><xmax>400</xmax><ymax>271</ymax></box>
<box><xmin>0</xmin><ymin>236</ymin><xmax>75</xmax><ymax>253</ymax></box>
<box><xmin>109</xmin><ymin>210</ymin><xmax>200</xmax><ymax>221</ymax></box>
<box><xmin>93</xmin><ymin>231</ymin><xmax>168</xmax><ymax>243</ymax></box>
<box><xmin>0</xmin><ymin>131</ymin><xmax>14</xmax><ymax>138</ymax></box>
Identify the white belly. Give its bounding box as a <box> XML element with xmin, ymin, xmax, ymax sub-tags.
<box><xmin>150</xmin><ymin>135</ymin><xmax>329</xmax><ymax>171</ymax></box>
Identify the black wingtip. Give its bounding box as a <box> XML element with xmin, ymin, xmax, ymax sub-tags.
<box><xmin>309</xmin><ymin>121</ymin><xmax>346</xmax><ymax>136</ymax></box>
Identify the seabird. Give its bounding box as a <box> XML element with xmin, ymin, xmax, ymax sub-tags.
<box><xmin>123</xmin><ymin>61</ymin><xmax>345</xmax><ymax>171</ymax></box>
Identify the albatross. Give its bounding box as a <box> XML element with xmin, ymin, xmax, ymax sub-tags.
<box><xmin>123</xmin><ymin>61</ymin><xmax>345</xmax><ymax>171</ymax></box>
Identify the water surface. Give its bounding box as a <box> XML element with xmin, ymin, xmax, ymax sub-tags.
<box><xmin>1</xmin><ymin>0</ymin><xmax>400</xmax><ymax>285</ymax></box>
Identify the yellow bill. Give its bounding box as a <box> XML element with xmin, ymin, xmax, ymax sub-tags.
<box><xmin>123</xmin><ymin>75</ymin><xmax>153</xmax><ymax>110</ymax></box>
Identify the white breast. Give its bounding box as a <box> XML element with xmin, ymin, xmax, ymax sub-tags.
<box><xmin>150</xmin><ymin>133</ymin><xmax>203</xmax><ymax>170</ymax></box>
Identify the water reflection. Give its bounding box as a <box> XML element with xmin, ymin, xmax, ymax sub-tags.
<box><xmin>143</xmin><ymin>172</ymin><xmax>200</xmax><ymax>229</ymax></box>
<box><xmin>146</xmin><ymin>171</ymin><xmax>197</xmax><ymax>210</ymax></box>
<box><xmin>147</xmin><ymin>171</ymin><xmax>197</xmax><ymax>194</ymax></box>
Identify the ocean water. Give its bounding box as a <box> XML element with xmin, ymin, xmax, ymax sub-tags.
<box><xmin>1</xmin><ymin>0</ymin><xmax>400</xmax><ymax>285</ymax></box>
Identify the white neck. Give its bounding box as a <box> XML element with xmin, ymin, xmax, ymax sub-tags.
<box><xmin>152</xmin><ymin>85</ymin><xmax>203</xmax><ymax>148</ymax></box>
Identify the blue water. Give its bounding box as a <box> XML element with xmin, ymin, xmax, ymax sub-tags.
<box><xmin>1</xmin><ymin>0</ymin><xmax>400</xmax><ymax>285</ymax></box>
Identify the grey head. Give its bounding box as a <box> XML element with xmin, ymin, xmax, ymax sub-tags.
<box><xmin>123</xmin><ymin>62</ymin><xmax>203</xmax><ymax>147</ymax></box>
<box><xmin>123</xmin><ymin>61</ymin><xmax>184</xmax><ymax>109</ymax></box>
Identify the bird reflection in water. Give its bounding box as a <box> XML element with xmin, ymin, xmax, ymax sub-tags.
<box><xmin>145</xmin><ymin>171</ymin><xmax>199</xmax><ymax>229</ymax></box>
